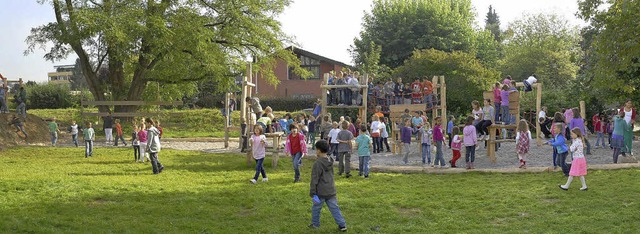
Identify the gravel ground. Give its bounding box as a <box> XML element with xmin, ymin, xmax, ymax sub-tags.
<box><xmin>49</xmin><ymin>135</ymin><xmax>638</xmax><ymax>170</ymax></box>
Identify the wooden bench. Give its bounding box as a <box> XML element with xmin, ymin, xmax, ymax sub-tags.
<box><xmin>245</xmin><ymin>132</ymin><xmax>284</xmax><ymax>169</ymax></box>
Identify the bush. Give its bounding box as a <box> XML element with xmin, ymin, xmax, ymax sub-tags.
<box><xmin>26</xmin><ymin>84</ymin><xmax>77</xmax><ymax>109</ymax></box>
<box><xmin>261</xmin><ymin>98</ymin><xmax>316</xmax><ymax>112</ymax></box>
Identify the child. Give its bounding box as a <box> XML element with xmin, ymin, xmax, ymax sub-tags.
<box><xmin>559</xmin><ymin>128</ymin><xmax>589</xmax><ymax>191</ymax></box>
<box><xmin>593</xmin><ymin>113</ymin><xmax>606</xmax><ymax>149</ymax></box>
<box><xmin>308</xmin><ymin>116</ymin><xmax>317</xmax><ymax>147</ymax></box>
<box><xmin>612</xmin><ymin>111</ymin><xmax>628</xmax><ymax>163</ymax></box>
<box><xmin>380</xmin><ymin>117</ymin><xmax>390</xmax><ymax>152</ymax></box>
<box><xmin>605</xmin><ymin>117</ymin><xmax>613</xmax><ymax>149</ymax></box>
<box><xmin>493</xmin><ymin>82</ymin><xmax>502</xmax><ymax>121</ymax></box>
<box><xmin>138</xmin><ymin>123</ymin><xmax>148</xmax><ymax>163</ymax></box>
<box><xmin>279</xmin><ymin>113</ymin><xmax>291</xmax><ymax>135</ymax></box>
<box><xmin>569</xmin><ymin>108</ymin><xmax>591</xmax><ymax>155</ymax></box>
<box><xmin>308</xmin><ymin>140</ymin><xmax>347</xmax><ymax>231</ymax></box>
<box><xmin>156</xmin><ymin>120</ymin><xmax>163</xmax><ymax>139</ymax></box>
<box><xmin>447</xmin><ymin>115</ymin><xmax>455</xmax><ymax>148</ymax></box>
<box><xmin>83</xmin><ymin>122</ymin><xmax>95</xmax><ymax>158</ymax></box>
<box><xmin>401</xmin><ymin>119</ymin><xmax>413</xmax><ymax>164</ymax></box>
<box><xmin>403</xmin><ymin>82</ymin><xmax>412</xmax><ymax>104</ymax></box>
<box><xmin>114</xmin><ymin>119</ymin><xmax>127</xmax><ymax>146</ymax></box>
<box><xmin>551</xmin><ymin>112</ymin><xmax>566</xmax><ymax>169</ymax></box>
<box><xmin>370</xmin><ymin>115</ymin><xmax>382</xmax><ymax>154</ymax></box>
<box><xmin>336</xmin><ymin>121</ymin><xmax>354</xmax><ymax>177</ymax></box>
<box><xmin>546</xmin><ymin>123</ymin><xmax>569</xmax><ymax>176</ymax></box>
<box><xmin>69</xmin><ymin>120</ymin><xmax>79</xmax><ymax>147</ymax></box>
<box><xmin>48</xmin><ymin>117</ymin><xmax>60</xmax><ymax>146</ymax></box>
<box><xmin>145</xmin><ymin>117</ymin><xmax>164</xmax><ymax>174</ymax></box>
<box><xmin>450</xmin><ymin>127</ymin><xmax>462</xmax><ymax>168</ymax></box>
<box><xmin>515</xmin><ymin>119</ymin><xmax>531</xmax><ymax>168</ymax></box>
<box><xmin>463</xmin><ymin>116</ymin><xmax>478</xmax><ymax>169</ymax></box>
<box><xmin>433</xmin><ymin>116</ymin><xmax>447</xmax><ymax>168</ymax></box>
<box><xmin>9</xmin><ymin>115</ymin><xmax>28</xmax><ymax>142</ymax></box>
<box><xmin>285</xmin><ymin>124</ymin><xmax>307</xmax><ymax>183</ymax></box>
<box><xmin>250</xmin><ymin>125</ymin><xmax>268</xmax><ymax>184</ymax></box>
<box><xmin>500</xmin><ymin>85</ymin><xmax>510</xmax><ymax>124</ymax></box>
<box><xmin>132</xmin><ymin>125</ymin><xmax>141</xmax><ymax>162</ymax></box>
<box><xmin>328</xmin><ymin>122</ymin><xmax>341</xmax><ymax>159</ymax></box>
<box><xmin>419</xmin><ymin>122</ymin><xmax>433</xmax><ymax>165</ymax></box>
<box><xmin>355</xmin><ymin>125</ymin><xmax>373</xmax><ymax>178</ymax></box>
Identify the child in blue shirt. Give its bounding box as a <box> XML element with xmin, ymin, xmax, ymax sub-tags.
<box><xmin>447</xmin><ymin>115</ymin><xmax>455</xmax><ymax>148</ymax></box>
<box><xmin>355</xmin><ymin>126</ymin><xmax>373</xmax><ymax>178</ymax></box>
<box><xmin>546</xmin><ymin>123</ymin><xmax>569</xmax><ymax>176</ymax></box>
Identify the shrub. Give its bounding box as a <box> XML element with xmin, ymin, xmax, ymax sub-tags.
<box><xmin>26</xmin><ymin>83</ymin><xmax>77</xmax><ymax>109</ymax></box>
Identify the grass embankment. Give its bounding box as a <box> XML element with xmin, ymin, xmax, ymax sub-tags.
<box><xmin>0</xmin><ymin>147</ymin><xmax>639</xmax><ymax>232</ymax></box>
<box><xmin>29</xmin><ymin>108</ymin><xmax>305</xmax><ymax>139</ymax></box>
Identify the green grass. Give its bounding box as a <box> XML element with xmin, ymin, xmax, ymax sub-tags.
<box><xmin>1</xmin><ymin>147</ymin><xmax>639</xmax><ymax>233</ymax></box>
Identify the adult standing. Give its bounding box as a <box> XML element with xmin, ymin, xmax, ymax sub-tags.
<box><xmin>620</xmin><ymin>100</ymin><xmax>636</xmax><ymax>155</ymax></box>
<box><xmin>103</xmin><ymin>111</ymin><xmax>114</xmax><ymax>145</ymax></box>
<box><xmin>245</xmin><ymin>96</ymin><xmax>263</xmax><ymax>120</ymax></box>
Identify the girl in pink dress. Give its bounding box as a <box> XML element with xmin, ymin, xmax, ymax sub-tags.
<box><xmin>559</xmin><ymin>128</ymin><xmax>589</xmax><ymax>191</ymax></box>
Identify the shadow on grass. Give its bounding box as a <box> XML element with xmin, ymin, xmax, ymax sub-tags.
<box><xmin>69</xmin><ymin>160</ymin><xmax>134</xmax><ymax>165</ymax></box>
<box><xmin>168</xmin><ymin>151</ymin><xmax>298</xmax><ymax>173</ymax></box>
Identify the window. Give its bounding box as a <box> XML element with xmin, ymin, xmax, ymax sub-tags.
<box><xmin>289</xmin><ymin>55</ymin><xmax>321</xmax><ymax>80</ymax></box>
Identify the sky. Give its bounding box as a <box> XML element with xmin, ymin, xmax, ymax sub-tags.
<box><xmin>0</xmin><ymin>0</ymin><xmax>584</xmax><ymax>83</ymax></box>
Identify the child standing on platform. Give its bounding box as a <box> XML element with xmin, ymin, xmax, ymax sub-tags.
<box><xmin>450</xmin><ymin>127</ymin><xmax>462</xmax><ymax>168</ymax></box>
<box><xmin>559</xmin><ymin>128</ymin><xmax>589</xmax><ymax>191</ymax></box>
<box><xmin>433</xmin><ymin>116</ymin><xmax>447</xmax><ymax>168</ymax></box>
<box><xmin>250</xmin><ymin>125</ymin><xmax>268</xmax><ymax>184</ymax></box>
<box><xmin>463</xmin><ymin>116</ymin><xmax>478</xmax><ymax>169</ymax></box>
<box><xmin>516</xmin><ymin>119</ymin><xmax>531</xmax><ymax>168</ymax></box>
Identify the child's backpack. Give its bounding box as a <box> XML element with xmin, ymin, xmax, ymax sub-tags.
<box><xmin>517</xmin><ymin>131</ymin><xmax>530</xmax><ymax>154</ymax></box>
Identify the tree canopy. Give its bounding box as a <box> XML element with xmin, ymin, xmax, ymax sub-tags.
<box><xmin>484</xmin><ymin>5</ymin><xmax>501</xmax><ymax>42</ymax></box>
<box><xmin>26</xmin><ymin>0</ymin><xmax>306</xmax><ymax>112</ymax></box>
<box><xmin>351</xmin><ymin>0</ymin><xmax>476</xmax><ymax>69</ymax></box>
<box><xmin>393</xmin><ymin>49</ymin><xmax>499</xmax><ymax>113</ymax></box>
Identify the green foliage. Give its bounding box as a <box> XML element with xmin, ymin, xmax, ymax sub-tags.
<box><xmin>484</xmin><ymin>5</ymin><xmax>502</xmax><ymax>42</ymax></box>
<box><xmin>392</xmin><ymin>49</ymin><xmax>499</xmax><ymax>114</ymax></box>
<box><xmin>26</xmin><ymin>0</ymin><xmax>307</xmax><ymax>112</ymax></box>
<box><xmin>577</xmin><ymin>0</ymin><xmax>640</xmax><ymax>103</ymax></box>
<box><xmin>2</xmin><ymin>147</ymin><xmax>640</xmax><ymax>232</ymax></box>
<box><xmin>26</xmin><ymin>83</ymin><xmax>77</xmax><ymax>109</ymax></box>
<box><xmin>500</xmin><ymin>13</ymin><xmax>581</xmax><ymax>88</ymax></box>
<box><xmin>352</xmin><ymin>0</ymin><xmax>476</xmax><ymax>69</ymax></box>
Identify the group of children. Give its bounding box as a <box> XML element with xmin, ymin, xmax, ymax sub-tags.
<box><xmin>369</xmin><ymin>77</ymin><xmax>436</xmax><ymax>113</ymax></box>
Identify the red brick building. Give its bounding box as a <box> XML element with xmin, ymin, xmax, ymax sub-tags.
<box><xmin>253</xmin><ymin>47</ymin><xmax>351</xmax><ymax>99</ymax></box>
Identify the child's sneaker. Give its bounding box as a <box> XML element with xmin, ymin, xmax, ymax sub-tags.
<box><xmin>250</xmin><ymin>179</ymin><xmax>257</xmax><ymax>184</ymax></box>
<box><xmin>339</xmin><ymin>226</ymin><xmax>347</xmax><ymax>232</ymax></box>
<box><xmin>262</xmin><ymin>178</ymin><xmax>268</xmax><ymax>182</ymax></box>
<box><xmin>308</xmin><ymin>224</ymin><xmax>319</xmax><ymax>229</ymax></box>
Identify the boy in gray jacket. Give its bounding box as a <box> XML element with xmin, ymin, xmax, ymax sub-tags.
<box><xmin>309</xmin><ymin>140</ymin><xmax>347</xmax><ymax>232</ymax></box>
<box><xmin>145</xmin><ymin>118</ymin><xmax>164</xmax><ymax>174</ymax></box>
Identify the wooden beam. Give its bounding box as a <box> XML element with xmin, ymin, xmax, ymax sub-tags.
<box><xmin>320</xmin><ymin>84</ymin><xmax>369</xmax><ymax>89</ymax></box>
<box><xmin>81</xmin><ymin>112</ymin><xmax>182</xmax><ymax>117</ymax></box>
<box><xmin>536</xmin><ymin>83</ymin><xmax>543</xmax><ymax>146</ymax></box>
<box><xmin>243</xmin><ymin>81</ymin><xmax>256</xmax><ymax>87</ymax></box>
<box><xmin>81</xmin><ymin>101</ymin><xmax>183</xmax><ymax>106</ymax></box>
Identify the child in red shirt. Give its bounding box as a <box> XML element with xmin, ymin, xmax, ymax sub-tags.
<box><xmin>114</xmin><ymin>119</ymin><xmax>127</xmax><ymax>146</ymax></box>
<box><xmin>285</xmin><ymin>124</ymin><xmax>307</xmax><ymax>183</ymax></box>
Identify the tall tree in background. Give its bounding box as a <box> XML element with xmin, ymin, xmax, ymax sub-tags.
<box><xmin>578</xmin><ymin>0</ymin><xmax>640</xmax><ymax>103</ymax></box>
<box><xmin>484</xmin><ymin>5</ymin><xmax>501</xmax><ymax>42</ymax></box>
<box><xmin>351</xmin><ymin>0</ymin><xmax>476</xmax><ymax>69</ymax></box>
<box><xmin>500</xmin><ymin>13</ymin><xmax>580</xmax><ymax>88</ymax></box>
<box><xmin>26</xmin><ymin>0</ymin><xmax>307</xmax><ymax>113</ymax></box>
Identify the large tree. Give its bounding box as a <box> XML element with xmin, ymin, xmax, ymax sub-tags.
<box><xmin>26</xmin><ymin>0</ymin><xmax>306</xmax><ymax>113</ymax></box>
<box><xmin>499</xmin><ymin>13</ymin><xmax>581</xmax><ymax>88</ymax></box>
<box><xmin>578</xmin><ymin>0</ymin><xmax>640</xmax><ymax>103</ymax></box>
<box><xmin>351</xmin><ymin>0</ymin><xmax>477</xmax><ymax>69</ymax></box>
<box><xmin>484</xmin><ymin>5</ymin><xmax>501</xmax><ymax>42</ymax></box>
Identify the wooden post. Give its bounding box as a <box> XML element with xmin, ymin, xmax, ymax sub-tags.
<box><xmin>272</xmin><ymin>134</ymin><xmax>281</xmax><ymax>169</ymax></box>
<box><xmin>440</xmin><ymin>76</ymin><xmax>447</xmax><ymax>135</ymax></box>
<box><xmin>431</xmin><ymin>76</ymin><xmax>439</xmax><ymax>123</ymax></box>
<box><xmin>488</xmin><ymin>126</ymin><xmax>497</xmax><ymax>163</ymax></box>
<box><xmin>224</xmin><ymin>92</ymin><xmax>230</xmax><ymax>148</ymax></box>
<box><xmin>321</xmin><ymin>73</ymin><xmax>329</xmax><ymax>119</ymax></box>
<box><xmin>536</xmin><ymin>83</ymin><xmax>543</xmax><ymax>145</ymax></box>
<box><xmin>239</xmin><ymin>74</ymin><xmax>248</xmax><ymax>150</ymax></box>
<box><xmin>361</xmin><ymin>74</ymin><xmax>369</xmax><ymax>123</ymax></box>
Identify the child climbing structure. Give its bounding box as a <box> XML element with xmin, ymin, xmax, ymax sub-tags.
<box><xmin>484</xmin><ymin>81</ymin><xmax>543</xmax><ymax>163</ymax></box>
<box><xmin>320</xmin><ymin>73</ymin><xmax>369</xmax><ymax>124</ymax></box>
<box><xmin>389</xmin><ymin>76</ymin><xmax>447</xmax><ymax>154</ymax></box>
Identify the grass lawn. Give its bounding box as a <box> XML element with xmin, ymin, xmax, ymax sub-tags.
<box><xmin>1</xmin><ymin>147</ymin><xmax>639</xmax><ymax>233</ymax></box>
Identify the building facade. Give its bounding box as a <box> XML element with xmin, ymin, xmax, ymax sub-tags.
<box><xmin>48</xmin><ymin>65</ymin><xmax>74</xmax><ymax>85</ymax></box>
<box><xmin>254</xmin><ymin>47</ymin><xmax>350</xmax><ymax>99</ymax></box>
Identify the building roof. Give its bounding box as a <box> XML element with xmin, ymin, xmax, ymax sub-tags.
<box><xmin>286</xmin><ymin>46</ymin><xmax>353</xmax><ymax>69</ymax></box>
